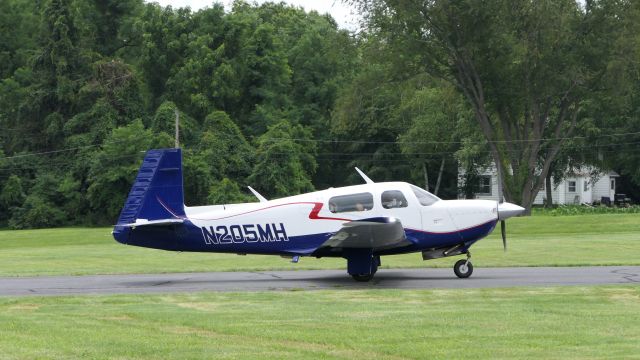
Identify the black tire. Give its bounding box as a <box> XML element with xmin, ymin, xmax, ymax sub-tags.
<box><xmin>454</xmin><ymin>259</ymin><xmax>473</xmax><ymax>278</ymax></box>
<box><xmin>351</xmin><ymin>274</ymin><xmax>374</xmax><ymax>282</ymax></box>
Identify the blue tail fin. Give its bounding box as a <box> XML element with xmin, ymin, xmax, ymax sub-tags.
<box><xmin>116</xmin><ymin>148</ymin><xmax>185</xmax><ymax>225</ymax></box>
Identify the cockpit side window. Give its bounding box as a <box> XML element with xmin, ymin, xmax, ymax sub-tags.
<box><xmin>410</xmin><ymin>185</ymin><xmax>440</xmax><ymax>206</ymax></box>
<box><xmin>328</xmin><ymin>193</ymin><xmax>374</xmax><ymax>213</ymax></box>
<box><xmin>381</xmin><ymin>190</ymin><xmax>408</xmax><ymax>209</ymax></box>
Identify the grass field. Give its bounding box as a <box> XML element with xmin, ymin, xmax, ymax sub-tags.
<box><xmin>1</xmin><ymin>286</ymin><xmax>639</xmax><ymax>359</ymax></box>
<box><xmin>0</xmin><ymin>213</ymin><xmax>639</xmax><ymax>277</ymax></box>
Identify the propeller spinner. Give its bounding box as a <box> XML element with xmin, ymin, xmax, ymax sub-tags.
<box><xmin>496</xmin><ymin>201</ymin><xmax>525</xmax><ymax>251</ymax></box>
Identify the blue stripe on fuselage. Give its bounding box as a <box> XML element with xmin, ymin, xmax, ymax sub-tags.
<box><xmin>113</xmin><ymin>219</ymin><xmax>498</xmax><ymax>256</ymax></box>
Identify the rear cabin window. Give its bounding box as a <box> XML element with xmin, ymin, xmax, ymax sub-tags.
<box><xmin>328</xmin><ymin>193</ymin><xmax>374</xmax><ymax>213</ymax></box>
<box><xmin>381</xmin><ymin>190</ymin><xmax>408</xmax><ymax>209</ymax></box>
<box><xmin>410</xmin><ymin>185</ymin><xmax>440</xmax><ymax>206</ymax></box>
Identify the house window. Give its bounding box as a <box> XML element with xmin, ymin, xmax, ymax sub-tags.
<box><xmin>478</xmin><ymin>175</ymin><xmax>492</xmax><ymax>195</ymax></box>
<box><xmin>611</xmin><ymin>179</ymin><xmax>615</xmax><ymax>191</ymax></box>
<box><xmin>568</xmin><ymin>180</ymin><xmax>577</xmax><ymax>193</ymax></box>
<box><xmin>328</xmin><ymin>193</ymin><xmax>373</xmax><ymax>213</ymax></box>
<box><xmin>584</xmin><ymin>181</ymin><xmax>589</xmax><ymax>191</ymax></box>
<box><xmin>381</xmin><ymin>190</ymin><xmax>408</xmax><ymax>209</ymax></box>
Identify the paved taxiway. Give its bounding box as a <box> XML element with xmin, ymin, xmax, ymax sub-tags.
<box><xmin>1</xmin><ymin>266</ymin><xmax>638</xmax><ymax>296</ymax></box>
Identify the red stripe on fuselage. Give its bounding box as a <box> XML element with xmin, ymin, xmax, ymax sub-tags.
<box><xmin>308</xmin><ymin>203</ymin><xmax>351</xmax><ymax>221</ymax></box>
<box><xmin>184</xmin><ymin>201</ymin><xmax>351</xmax><ymax>222</ymax></box>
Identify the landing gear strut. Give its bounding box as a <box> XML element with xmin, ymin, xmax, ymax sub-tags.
<box><xmin>346</xmin><ymin>250</ymin><xmax>380</xmax><ymax>282</ymax></box>
<box><xmin>453</xmin><ymin>252</ymin><xmax>473</xmax><ymax>278</ymax></box>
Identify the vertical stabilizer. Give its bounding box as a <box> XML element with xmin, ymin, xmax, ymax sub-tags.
<box><xmin>116</xmin><ymin>148</ymin><xmax>185</xmax><ymax>225</ymax></box>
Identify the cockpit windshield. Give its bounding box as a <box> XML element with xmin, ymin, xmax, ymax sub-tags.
<box><xmin>410</xmin><ymin>185</ymin><xmax>440</xmax><ymax>206</ymax></box>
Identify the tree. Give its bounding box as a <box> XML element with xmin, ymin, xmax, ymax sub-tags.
<box><xmin>354</xmin><ymin>0</ymin><xmax>618</xmax><ymax>212</ymax></box>
<box><xmin>86</xmin><ymin>0</ymin><xmax>141</xmax><ymax>56</ymax></box>
<box><xmin>0</xmin><ymin>0</ymin><xmax>38</xmax><ymax>79</ymax></box>
<box><xmin>0</xmin><ymin>175</ymin><xmax>25</xmax><ymax>225</ymax></box>
<box><xmin>248</xmin><ymin>121</ymin><xmax>316</xmax><ymax>198</ymax></box>
<box><xmin>86</xmin><ymin>120</ymin><xmax>172</xmax><ymax>224</ymax></box>
<box><xmin>396</xmin><ymin>80</ymin><xmax>475</xmax><ymax>197</ymax></box>
<box><xmin>585</xmin><ymin>0</ymin><xmax>640</xmax><ymax>200</ymax></box>
<box><xmin>208</xmin><ymin>178</ymin><xmax>253</xmax><ymax>204</ymax></box>
<box><xmin>332</xmin><ymin>58</ymin><xmax>414</xmax><ymax>184</ymax></box>
<box><xmin>0</xmin><ymin>0</ymin><xmax>367</xmax><ymax>228</ymax></box>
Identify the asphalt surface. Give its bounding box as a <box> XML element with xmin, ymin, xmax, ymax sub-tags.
<box><xmin>1</xmin><ymin>266</ymin><xmax>638</xmax><ymax>297</ymax></box>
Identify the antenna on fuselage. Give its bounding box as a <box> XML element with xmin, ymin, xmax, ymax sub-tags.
<box><xmin>355</xmin><ymin>167</ymin><xmax>374</xmax><ymax>184</ymax></box>
<box><xmin>248</xmin><ymin>186</ymin><xmax>268</xmax><ymax>203</ymax></box>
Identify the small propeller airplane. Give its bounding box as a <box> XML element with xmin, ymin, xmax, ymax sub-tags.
<box><xmin>112</xmin><ymin>148</ymin><xmax>524</xmax><ymax>281</ymax></box>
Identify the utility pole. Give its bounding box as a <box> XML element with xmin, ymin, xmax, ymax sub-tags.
<box><xmin>174</xmin><ymin>109</ymin><xmax>180</xmax><ymax>148</ymax></box>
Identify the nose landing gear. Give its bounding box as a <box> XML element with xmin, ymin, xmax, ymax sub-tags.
<box><xmin>453</xmin><ymin>252</ymin><xmax>473</xmax><ymax>278</ymax></box>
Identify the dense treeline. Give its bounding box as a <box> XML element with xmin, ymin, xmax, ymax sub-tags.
<box><xmin>0</xmin><ymin>0</ymin><xmax>360</xmax><ymax>227</ymax></box>
<box><xmin>1</xmin><ymin>0</ymin><xmax>639</xmax><ymax>228</ymax></box>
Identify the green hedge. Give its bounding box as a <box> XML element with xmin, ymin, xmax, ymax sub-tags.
<box><xmin>533</xmin><ymin>205</ymin><xmax>640</xmax><ymax>216</ymax></box>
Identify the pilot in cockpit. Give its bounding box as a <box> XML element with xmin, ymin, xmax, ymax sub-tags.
<box><xmin>382</xmin><ymin>192</ymin><xmax>404</xmax><ymax>209</ymax></box>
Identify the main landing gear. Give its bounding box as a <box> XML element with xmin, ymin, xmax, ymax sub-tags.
<box><xmin>346</xmin><ymin>250</ymin><xmax>380</xmax><ymax>282</ymax></box>
<box><xmin>453</xmin><ymin>252</ymin><xmax>473</xmax><ymax>278</ymax></box>
<box><xmin>352</xmin><ymin>273</ymin><xmax>374</xmax><ymax>282</ymax></box>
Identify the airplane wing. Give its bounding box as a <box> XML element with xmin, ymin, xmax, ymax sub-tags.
<box><xmin>319</xmin><ymin>217</ymin><xmax>411</xmax><ymax>251</ymax></box>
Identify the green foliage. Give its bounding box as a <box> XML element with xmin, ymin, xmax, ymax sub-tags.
<box><xmin>533</xmin><ymin>205</ymin><xmax>640</xmax><ymax>216</ymax></box>
<box><xmin>0</xmin><ymin>175</ymin><xmax>25</xmax><ymax>223</ymax></box>
<box><xmin>0</xmin><ymin>175</ymin><xmax>24</xmax><ymax>209</ymax></box>
<box><xmin>182</xmin><ymin>152</ymin><xmax>213</xmax><ymax>206</ymax></box>
<box><xmin>0</xmin><ymin>1</ymin><xmax>358</xmax><ymax>228</ymax></box>
<box><xmin>249</xmin><ymin>121</ymin><xmax>316</xmax><ymax>198</ymax></box>
<box><xmin>150</xmin><ymin>101</ymin><xmax>197</xmax><ymax>145</ymax></box>
<box><xmin>199</xmin><ymin>111</ymin><xmax>254</xmax><ymax>180</ymax></box>
<box><xmin>208</xmin><ymin>178</ymin><xmax>254</xmax><ymax>205</ymax></box>
<box><xmin>353</xmin><ymin>0</ymin><xmax>638</xmax><ymax>210</ymax></box>
<box><xmin>0</xmin><ymin>0</ymin><xmax>37</xmax><ymax>78</ymax></box>
<box><xmin>86</xmin><ymin>120</ymin><xmax>172</xmax><ymax>224</ymax></box>
<box><xmin>2</xmin><ymin>0</ymin><xmax>638</xmax><ymax>228</ymax></box>
<box><xmin>8</xmin><ymin>193</ymin><xmax>67</xmax><ymax>229</ymax></box>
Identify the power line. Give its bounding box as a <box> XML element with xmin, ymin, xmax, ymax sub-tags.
<box><xmin>263</xmin><ymin>130</ymin><xmax>640</xmax><ymax>145</ymax></box>
<box><xmin>0</xmin><ymin>144</ymin><xmax>102</xmax><ymax>160</ymax></box>
<box><xmin>1</xmin><ymin>132</ymin><xmax>639</xmax><ymax>168</ymax></box>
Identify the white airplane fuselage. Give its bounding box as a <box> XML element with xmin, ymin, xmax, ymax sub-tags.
<box><xmin>112</xmin><ymin>149</ymin><xmax>524</xmax><ymax>280</ymax></box>
<box><xmin>178</xmin><ymin>182</ymin><xmax>498</xmax><ymax>256</ymax></box>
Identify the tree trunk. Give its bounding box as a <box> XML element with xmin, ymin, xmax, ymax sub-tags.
<box><xmin>422</xmin><ymin>162</ymin><xmax>429</xmax><ymax>192</ymax></box>
<box><xmin>545</xmin><ymin>172</ymin><xmax>553</xmax><ymax>208</ymax></box>
<box><xmin>434</xmin><ymin>157</ymin><xmax>445</xmax><ymax>196</ymax></box>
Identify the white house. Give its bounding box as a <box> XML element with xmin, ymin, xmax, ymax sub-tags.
<box><xmin>459</xmin><ymin>164</ymin><xmax>618</xmax><ymax>205</ymax></box>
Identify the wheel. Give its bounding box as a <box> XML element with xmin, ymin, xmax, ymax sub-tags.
<box><xmin>351</xmin><ymin>274</ymin><xmax>374</xmax><ymax>282</ymax></box>
<box><xmin>454</xmin><ymin>259</ymin><xmax>473</xmax><ymax>278</ymax></box>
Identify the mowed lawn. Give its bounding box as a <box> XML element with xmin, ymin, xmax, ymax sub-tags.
<box><xmin>0</xmin><ymin>286</ymin><xmax>639</xmax><ymax>359</ymax></box>
<box><xmin>0</xmin><ymin>213</ymin><xmax>639</xmax><ymax>277</ymax></box>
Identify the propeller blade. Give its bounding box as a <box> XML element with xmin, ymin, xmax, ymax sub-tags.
<box><xmin>500</xmin><ymin>220</ymin><xmax>507</xmax><ymax>252</ymax></box>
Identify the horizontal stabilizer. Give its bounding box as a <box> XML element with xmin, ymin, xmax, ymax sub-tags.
<box><xmin>121</xmin><ymin>219</ymin><xmax>184</xmax><ymax>228</ymax></box>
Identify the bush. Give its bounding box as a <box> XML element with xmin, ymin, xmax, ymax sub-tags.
<box><xmin>533</xmin><ymin>205</ymin><xmax>640</xmax><ymax>216</ymax></box>
<box><xmin>9</xmin><ymin>195</ymin><xmax>66</xmax><ymax>229</ymax></box>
